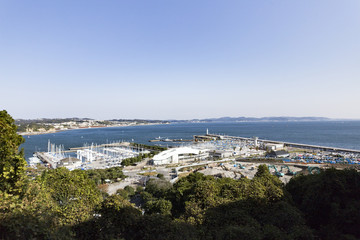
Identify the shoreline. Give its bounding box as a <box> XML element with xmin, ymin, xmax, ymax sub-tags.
<box><xmin>18</xmin><ymin>122</ymin><xmax>170</xmax><ymax>136</ymax></box>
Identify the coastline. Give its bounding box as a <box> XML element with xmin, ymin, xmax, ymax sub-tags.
<box><xmin>18</xmin><ymin>122</ymin><xmax>170</xmax><ymax>136</ymax></box>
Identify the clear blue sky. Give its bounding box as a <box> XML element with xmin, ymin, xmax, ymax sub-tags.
<box><xmin>1</xmin><ymin>0</ymin><xmax>359</xmax><ymax>120</ymax></box>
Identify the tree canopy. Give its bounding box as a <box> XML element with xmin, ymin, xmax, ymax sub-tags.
<box><xmin>286</xmin><ymin>168</ymin><xmax>360</xmax><ymax>239</ymax></box>
<box><xmin>0</xmin><ymin>110</ymin><xmax>27</xmax><ymax>194</ymax></box>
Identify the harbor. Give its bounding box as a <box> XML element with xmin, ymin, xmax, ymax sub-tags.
<box><xmin>32</xmin><ymin>129</ymin><xmax>360</xmax><ymax>172</ymax></box>
<box><xmin>195</xmin><ymin>133</ymin><xmax>360</xmax><ymax>155</ymax></box>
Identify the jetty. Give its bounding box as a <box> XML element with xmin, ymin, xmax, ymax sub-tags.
<box><xmin>34</xmin><ymin>152</ymin><xmax>58</xmax><ymax>168</ymax></box>
<box><xmin>68</xmin><ymin>142</ymin><xmax>130</xmax><ymax>151</ymax></box>
<box><xmin>149</xmin><ymin>138</ymin><xmax>192</xmax><ymax>143</ymax></box>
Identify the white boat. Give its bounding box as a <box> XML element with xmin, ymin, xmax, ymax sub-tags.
<box><xmin>28</xmin><ymin>155</ymin><xmax>43</xmax><ymax>168</ymax></box>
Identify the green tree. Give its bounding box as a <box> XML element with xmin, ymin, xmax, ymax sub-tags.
<box><xmin>157</xmin><ymin>173</ymin><xmax>165</xmax><ymax>180</ymax></box>
<box><xmin>286</xmin><ymin>168</ymin><xmax>360</xmax><ymax>239</ymax></box>
<box><xmin>74</xmin><ymin>194</ymin><xmax>141</xmax><ymax>240</ymax></box>
<box><xmin>129</xmin><ymin>214</ymin><xmax>198</xmax><ymax>240</ymax></box>
<box><xmin>124</xmin><ymin>185</ymin><xmax>135</xmax><ymax>196</ymax></box>
<box><xmin>116</xmin><ymin>188</ymin><xmax>129</xmax><ymax>198</ymax></box>
<box><xmin>144</xmin><ymin>198</ymin><xmax>172</xmax><ymax>215</ymax></box>
<box><xmin>39</xmin><ymin>167</ymin><xmax>103</xmax><ymax>225</ymax></box>
<box><xmin>0</xmin><ymin>181</ymin><xmax>73</xmax><ymax>239</ymax></box>
<box><xmin>252</xmin><ymin>164</ymin><xmax>284</xmax><ymax>202</ymax></box>
<box><xmin>85</xmin><ymin>167</ymin><xmax>125</xmax><ymax>185</ymax></box>
<box><xmin>0</xmin><ymin>110</ymin><xmax>27</xmax><ymax>194</ymax></box>
<box><xmin>98</xmin><ymin>194</ymin><xmax>141</xmax><ymax>239</ymax></box>
<box><xmin>145</xmin><ymin>178</ymin><xmax>172</xmax><ymax>198</ymax></box>
<box><xmin>170</xmin><ymin>172</ymin><xmax>213</xmax><ymax>217</ymax></box>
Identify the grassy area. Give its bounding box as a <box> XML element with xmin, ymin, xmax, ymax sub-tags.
<box><xmin>177</xmin><ymin>172</ymin><xmax>191</xmax><ymax>178</ymax></box>
<box><xmin>139</xmin><ymin>172</ymin><xmax>158</xmax><ymax>176</ymax></box>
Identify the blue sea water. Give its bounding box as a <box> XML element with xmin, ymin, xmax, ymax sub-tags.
<box><xmin>21</xmin><ymin>121</ymin><xmax>360</xmax><ymax>161</ymax></box>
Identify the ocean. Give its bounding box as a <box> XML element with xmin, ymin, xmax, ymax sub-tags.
<box><xmin>21</xmin><ymin>121</ymin><xmax>360</xmax><ymax>161</ymax></box>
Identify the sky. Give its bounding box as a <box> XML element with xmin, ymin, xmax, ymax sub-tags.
<box><xmin>1</xmin><ymin>0</ymin><xmax>359</xmax><ymax>120</ymax></box>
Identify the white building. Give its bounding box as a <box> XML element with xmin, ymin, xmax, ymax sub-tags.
<box><xmin>211</xmin><ymin>150</ymin><xmax>234</xmax><ymax>158</ymax></box>
<box><xmin>57</xmin><ymin>157</ymin><xmax>82</xmax><ymax>170</ymax></box>
<box><xmin>152</xmin><ymin>147</ymin><xmax>209</xmax><ymax>165</ymax></box>
<box><xmin>265</xmin><ymin>143</ymin><xmax>284</xmax><ymax>151</ymax></box>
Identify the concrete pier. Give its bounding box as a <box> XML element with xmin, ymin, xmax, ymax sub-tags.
<box><xmin>35</xmin><ymin>152</ymin><xmax>58</xmax><ymax>168</ymax></box>
<box><xmin>68</xmin><ymin>142</ymin><xmax>129</xmax><ymax>151</ymax></box>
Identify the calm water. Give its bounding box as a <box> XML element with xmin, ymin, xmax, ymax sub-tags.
<box><xmin>21</xmin><ymin>121</ymin><xmax>360</xmax><ymax>160</ymax></box>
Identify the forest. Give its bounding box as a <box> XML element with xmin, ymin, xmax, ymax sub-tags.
<box><xmin>1</xmin><ymin>110</ymin><xmax>360</xmax><ymax>240</ymax></box>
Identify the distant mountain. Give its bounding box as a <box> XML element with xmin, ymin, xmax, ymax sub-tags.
<box><xmin>170</xmin><ymin>116</ymin><xmax>330</xmax><ymax>123</ymax></box>
<box><xmin>109</xmin><ymin>119</ymin><xmax>169</xmax><ymax>124</ymax></box>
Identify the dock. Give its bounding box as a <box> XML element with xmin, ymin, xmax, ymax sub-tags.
<box><xmin>68</xmin><ymin>142</ymin><xmax>130</xmax><ymax>151</ymax></box>
<box><xmin>34</xmin><ymin>152</ymin><xmax>58</xmax><ymax>168</ymax></box>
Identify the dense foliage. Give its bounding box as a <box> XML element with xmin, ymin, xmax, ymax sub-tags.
<box><xmin>0</xmin><ymin>167</ymin><xmax>103</xmax><ymax>239</ymax></box>
<box><xmin>130</xmin><ymin>143</ymin><xmax>167</xmax><ymax>151</ymax></box>
<box><xmin>85</xmin><ymin>167</ymin><xmax>126</xmax><ymax>184</ymax></box>
<box><xmin>286</xmin><ymin>168</ymin><xmax>360</xmax><ymax>239</ymax></box>
<box><xmin>1</xmin><ymin>111</ymin><xmax>360</xmax><ymax>240</ymax></box>
<box><xmin>120</xmin><ymin>144</ymin><xmax>166</xmax><ymax>166</ymax></box>
<box><xmin>121</xmin><ymin>153</ymin><xmax>153</xmax><ymax>166</ymax></box>
<box><xmin>0</xmin><ymin>110</ymin><xmax>27</xmax><ymax>194</ymax></box>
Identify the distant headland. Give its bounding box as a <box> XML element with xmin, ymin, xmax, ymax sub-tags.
<box><xmin>16</xmin><ymin>118</ymin><xmax>170</xmax><ymax>135</ymax></box>
<box><xmin>169</xmin><ymin>116</ymin><xmax>332</xmax><ymax>123</ymax></box>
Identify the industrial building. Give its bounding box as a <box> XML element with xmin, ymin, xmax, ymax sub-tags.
<box><xmin>267</xmin><ymin>150</ymin><xmax>290</xmax><ymax>158</ymax></box>
<box><xmin>152</xmin><ymin>147</ymin><xmax>209</xmax><ymax>165</ymax></box>
<box><xmin>265</xmin><ymin>143</ymin><xmax>284</xmax><ymax>151</ymax></box>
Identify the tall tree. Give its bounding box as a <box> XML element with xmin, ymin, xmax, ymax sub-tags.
<box><xmin>0</xmin><ymin>110</ymin><xmax>26</xmax><ymax>194</ymax></box>
<box><xmin>39</xmin><ymin>168</ymin><xmax>103</xmax><ymax>226</ymax></box>
<box><xmin>286</xmin><ymin>168</ymin><xmax>360</xmax><ymax>239</ymax></box>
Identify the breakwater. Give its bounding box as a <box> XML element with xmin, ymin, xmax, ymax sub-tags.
<box><xmin>201</xmin><ymin>134</ymin><xmax>360</xmax><ymax>154</ymax></box>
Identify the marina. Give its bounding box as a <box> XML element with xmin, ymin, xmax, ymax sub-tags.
<box><xmin>34</xmin><ymin>140</ymin><xmax>150</xmax><ymax>170</ymax></box>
